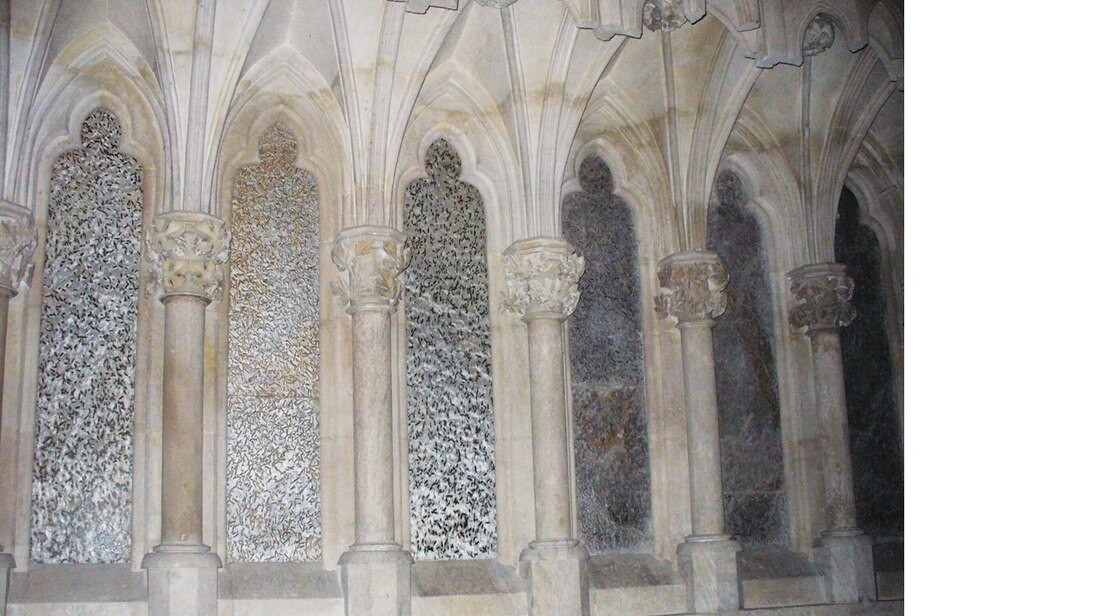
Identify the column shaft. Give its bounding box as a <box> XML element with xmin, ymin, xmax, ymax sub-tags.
<box><xmin>526</xmin><ymin>315</ymin><xmax>572</xmax><ymax>542</ymax></box>
<box><xmin>160</xmin><ymin>295</ymin><xmax>208</xmax><ymax>545</ymax></box>
<box><xmin>810</xmin><ymin>330</ymin><xmax>856</xmax><ymax>531</ymax></box>
<box><xmin>679</xmin><ymin>320</ymin><xmax>724</xmax><ymax>536</ymax></box>
<box><xmin>0</xmin><ymin>289</ymin><xmax>10</xmax><ymax>415</ymax></box>
<box><xmin>351</xmin><ymin>306</ymin><xmax>395</xmax><ymax>545</ymax></box>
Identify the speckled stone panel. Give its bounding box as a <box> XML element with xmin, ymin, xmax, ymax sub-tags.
<box><xmin>403</xmin><ymin>139</ymin><xmax>497</xmax><ymax>560</ymax></box>
<box><xmin>835</xmin><ymin>188</ymin><xmax>902</xmax><ymax>537</ymax></box>
<box><xmin>706</xmin><ymin>169</ymin><xmax>787</xmax><ymax>545</ymax></box>
<box><xmin>226</xmin><ymin>124</ymin><xmax>321</xmax><ymax>562</ymax></box>
<box><xmin>561</xmin><ymin>156</ymin><xmax>652</xmax><ymax>555</ymax></box>
<box><xmin>31</xmin><ymin>108</ymin><xmax>142</xmax><ymax>563</ymax></box>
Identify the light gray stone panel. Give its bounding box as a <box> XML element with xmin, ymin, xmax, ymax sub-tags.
<box><xmin>31</xmin><ymin>108</ymin><xmax>142</xmax><ymax>563</ymax></box>
<box><xmin>226</xmin><ymin>124</ymin><xmax>321</xmax><ymax>562</ymax></box>
<box><xmin>403</xmin><ymin>138</ymin><xmax>497</xmax><ymax>560</ymax></box>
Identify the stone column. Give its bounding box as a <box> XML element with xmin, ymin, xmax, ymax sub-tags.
<box><xmin>0</xmin><ymin>200</ymin><xmax>36</xmax><ymax>615</ymax></box>
<box><xmin>789</xmin><ymin>263</ymin><xmax>875</xmax><ymax>603</ymax></box>
<box><xmin>656</xmin><ymin>250</ymin><xmax>741</xmax><ymax>614</ymax></box>
<box><xmin>502</xmin><ymin>237</ymin><xmax>589</xmax><ymax>616</ymax></box>
<box><xmin>141</xmin><ymin>212</ymin><xmax>228</xmax><ymax>616</ymax></box>
<box><xmin>331</xmin><ymin>225</ymin><xmax>411</xmax><ymax>616</ymax></box>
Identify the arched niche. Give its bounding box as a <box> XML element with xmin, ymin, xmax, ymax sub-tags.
<box><xmin>28</xmin><ymin>108</ymin><xmax>145</xmax><ymax>564</ymax></box>
<box><xmin>394</xmin><ymin>85</ymin><xmax>523</xmax><ymax>564</ymax></box>
<box><xmin>223</xmin><ymin>123</ymin><xmax>322</xmax><ymax>563</ymax></box>
<box><xmin>711</xmin><ymin>122</ymin><xmax>832</xmax><ymax>551</ymax></box>
<box><xmin>211</xmin><ymin>48</ymin><xmax>351</xmax><ymax>569</ymax></box>
<box><xmin>401</xmin><ymin>137</ymin><xmax>497</xmax><ymax>561</ymax></box>
<box><xmin>835</xmin><ymin>187</ymin><xmax>902</xmax><ymax>538</ymax></box>
<box><xmin>4</xmin><ymin>32</ymin><xmax>168</xmax><ymax>570</ymax></box>
<box><xmin>566</xmin><ymin>113</ymin><xmax>693</xmax><ymax>560</ymax></box>
<box><xmin>561</xmin><ymin>154</ymin><xmax>652</xmax><ymax>554</ymax></box>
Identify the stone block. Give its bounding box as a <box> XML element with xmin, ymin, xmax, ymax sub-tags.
<box><xmin>0</xmin><ymin>553</ymin><xmax>13</xmax><ymax>616</ymax></box>
<box><xmin>816</xmin><ymin>530</ymin><xmax>876</xmax><ymax>603</ymax></box>
<box><xmin>519</xmin><ymin>542</ymin><xmax>589</xmax><ymax>616</ymax></box>
<box><xmin>339</xmin><ymin>546</ymin><xmax>411</xmax><ymax>616</ymax></box>
<box><xmin>676</xmin><ymin>535</ymin><xmax>741</xmax><ymax>613</ymax></box>
<box><xmin>142</xmin><ymin>550</ymin><xmax>221</xmax><ymax>616</ymax></box>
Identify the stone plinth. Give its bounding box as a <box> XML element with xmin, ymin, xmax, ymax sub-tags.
<box><xmin>519</xmin><ymin>542</ymin><xmax>590</xmax><ymax>616</ymax></box>
<box><xmin>339</xmin><ymin>547</ymin><xmax>411</xmax><ymax>616</ymax></box>
<box><xmin>143</xmin><ymin>550</ymin><xmax>221</xmax><ymax>616</ymax></box>
<box><xmin>676</xmin><ymin>536</ymin><xmax>742</xmax><ymax>614</ymax></box>
<box><xmin>816</xmin><ymin>530</ymin><xmax>875</xmax><ymax>603</ymax></box>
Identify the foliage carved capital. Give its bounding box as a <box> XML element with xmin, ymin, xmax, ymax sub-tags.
<box><xmin>0</xmin><ymin>200</ymin><xmax>38</xmax><ymax>296</ymax></box>
<box><xmin>655</xmin><ymin>250</ymin><xmax>728</xmax><ymax>324</ymax></box>
<box><xmin>788</xmin><ymin>263</ymin><xmax>856</xmax><ymax>334</ymax></box>
<box><xmin>331</xmin><ymin>225</ymin><xmax>408</xmax><ymax>313</ymax></box>
<box><xmin>502</xmin><ymin>237</ymin><xmax>585</xmax><ymax>319</ymax></box>
<box><xmin>147</xmin><ymin>212</ymin><xmax>230</xmax><ymax>302</ymax></box>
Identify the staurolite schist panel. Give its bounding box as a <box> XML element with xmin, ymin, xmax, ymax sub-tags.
<box><xmin>706</xmin><ymin>169</ymin><xmax>787</xmax><ymax>545</ymax></box>
<box><xmin>226</xmin><ymin>124</ymin><xmax>322</xmax><ymax>562</ymax></box>
<box><xmin>403</xmin><ymin>138</ymin><xmax>497</xmax><ymax>560</ymax></box>
<box><xmin>562</xmin><ymin>156</ymin><xmax>652</xmax><ymax>554</ymax></box>
<box><xmin>836</xmin><ymin>187</ymin><xmax>902</xmax><ymax>537</ymax></box>
<box><xmin>31</xmin><ymin>108</ymin><xmax>142</xmax><ymax>563</ymax></box>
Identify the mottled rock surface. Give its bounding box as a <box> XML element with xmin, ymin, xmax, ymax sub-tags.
<box><xmin>404</xmin><ymin>138</ymin><xmax>497</xmax><ymax>560</ymax></box>
<box><xmin>706</xmin><ymin>169</ymin><xmax>787</xmax><ymax>545</ymax></box>
<box><xmin>562</xmin><ymin>156</ymin><xmax>653</xmax><ymax>554</ymax></box>
<box><xmin>31</xmin><ymin>108</ymin><xmax>142</xmax><ymax>563</ymax></box>
<box><xmin>836</xmin><ymin>188</ymin><xmax>903</xmax><ymax>537</ymax></box>
<box><xmin>227</xmin><ymin>124</ymin><xmax>322</xmax><ymax>562</ymax></box>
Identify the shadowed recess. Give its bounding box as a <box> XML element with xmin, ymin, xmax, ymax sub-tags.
<box><xmin>562</xmin><ymin>155</ymin><xmax>653</xmax><ymax>555</ymax></box>
<box><xmin>226</xmin><ymin>123</ymin><xmax>322</xmax><ymax>562</ymax></box>
<box><xmin>706</xmin><ymin>168</ymin><xmax>788</xmax><ymax>545</ymax></box>
<box><xmin>31</xmin><ymin>108</ymin><xmax>141</xmax><ymax>563</ymax></box>
<box><xmin>404</xmin><ymin>138</ymin><xmax>498</xmax><ymax>560</ymax></box>
<box><xmin>836</xmin><ymin>187</ymin><xmax>903</xmax><ymax>537</ymax></box>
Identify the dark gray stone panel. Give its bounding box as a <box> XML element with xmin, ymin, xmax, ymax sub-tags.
<box><xmin>835</xmin><ymin>187</ymin><xmax>903</xmax><ymax>537</ymax></box>
<box><xmin>706</xmin><ymin>169</ymin><xmax>787</xmax><ymax>545</ymax></box>
<box><xmin>562</xmin><ymin>156</ymin><xmax>652</xmax><ymax>555</ymax></box>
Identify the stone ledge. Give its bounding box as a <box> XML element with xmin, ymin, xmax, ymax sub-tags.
<box><xmin>9</xmin><ymin>564</ymin><xmax>146</xmax><ymax>604</ymax></box>
<box><xmin>217</xmin><ymin>562</ymin><xmax>341</xmax><ymax>600</ymax></box>
<box><xmin>412</xmin><ymin>558</ymin><xmax>524</xmax><ymax>597</ymax></box>
<box><xmin>588</xmin><ymin>554</ymin><xmax>687</xmax><ymax>615</ymax></box>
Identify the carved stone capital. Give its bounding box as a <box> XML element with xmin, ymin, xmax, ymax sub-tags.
<box><xmin>655</xmin><ymin>250</ymin><xmax>728</xmax><ymax>324</ymax></box>
<box><xmin>644</xmin><ymin>0</ymin><xmax>688</xmax><ymax>32</ymax></box>
<box><xmin>146</xmin><ymin>212</ymin><xmax>229</xmax><ymax>302</ymax></box>
<box><xmin>331</xmin><ymin>225</ymin><xmax>408</xmax><ymax>313</ymax></box>
<box><xmin>502</xmin><ymin>237</ymin><xmax>584</xmax><ymax>319</ymax></box>
<box><xmin>788</xmin><ymin>263</ymin><xmax>856</xmax><ymax>334</ymax></box>
<box><xmin>0</xmin><ymin>200</ymin><xmax>38</xmax><ymax>296</ymax></box>
<box><xmin>802</xmin><ymin>14</ymin><xmax>837</xmax><ymax>57</ymax></box>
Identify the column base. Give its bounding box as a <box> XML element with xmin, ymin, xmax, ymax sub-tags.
<box><xmin>676</xmin><ymin>534</ymin><xmax>742</xmax><ymax>614</ymax></box>
<box><xmin>0</xmin><ymin>552</ymin><xmax>14</xmax><ymax>616</ymax></box>
<box><xmin>141</xmin><ymin>544</ymin><xmax>222</xmax><ymax>616</ymax></box>
<box><xmin>814</xmin><ymin>529</ymin><xmax>875</xmax><ymax>603</ymax></box>
<box><xmin>339</xmin><ymin>543</ymin><xmax>412</xmax><ymax>616</ymax></box>
<box><xmin>519</xmin><ymin>540</ymin><xmax>590</xmax><ymax>616</ymax></box>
